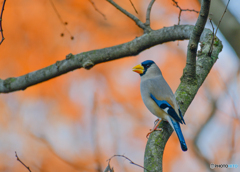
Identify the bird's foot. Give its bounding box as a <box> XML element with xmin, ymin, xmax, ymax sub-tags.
<box><xmin>146</xmin><ymin>128</ymin><xmax>163</xmax><ymax>138</ymax></box>
<box><xmin>154</xmin><ymin>119</ymin><xmax>160</xmax><ymax>125</ymax></box>
<box><xmin>146</xmin><ymin>119</ymin><xmax>163</xmax><ymax>139</ymax></box>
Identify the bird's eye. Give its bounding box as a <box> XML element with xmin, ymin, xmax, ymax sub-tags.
<box><xmin>146</xmin><ymin>64</ymin><xmax>150</xmax><ymax>68</ymax></box>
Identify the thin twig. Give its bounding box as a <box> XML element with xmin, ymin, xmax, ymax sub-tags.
<box><xmin>209</xmin><ymin>18</ymin><xmax>215</xmax><ymax>35</ymax></box>
<box><xmin>15</xmin><ymin>152</ymin><xmax>31</xmax><ymax>172</ymax></box>
<box><xmin>107</xmin><ymin>155</ymin><xmax>151</xmax><ymax>172</ymax></box>
<box><xmin>145</xmin><ymin>0</ymin><xmax>156</xmax><ymax>26</ymax></box>
<box><xmin>104</xmin><ymin>163</ymin><xmax>114</xmax><ymax>172</ymax></box>
<box><xmin>172</xmin><ymin>0</ymin><xmax>199</xmax><ymax>25</ymax></box>
<box><xmin>208</xmin><ymin>0</ymin><xmax>230</xmax><ymax>56</ymax></box>
<box><xmin>129</xmin><ymin>0</ymin><xmax>138</xmax><ymax>14</ymax></box>
<box><xmin>106</xmin><ymin>0</ymin><xmax>146</xmax><ymax>31</ymax></box>
<box><xmin>208</xmin><ymin>18</ymin><xmax>215</xmax><ymax>55</ymax></box>
<box><xmin>49</xmin><ymin>0</ymin><xmax>74</xmax><ymax>40</ymax></box>
<box><xmin>89</xmin><ymin>0</ymin><xmax>107</xmax><ymax>20</ymax></box>
<box><xmin>0</xmin><ymin>0</ymin><xmax>7</xmax><ymax>45</ymax></box>
<box><xmin>214</xmin><ymin>0</ymin><xmax>230</xmax><ymax>39</ymax></box>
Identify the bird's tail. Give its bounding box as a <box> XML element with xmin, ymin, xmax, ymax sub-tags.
<box><xmin>169</xmin><ymin>118</ymin><xmax>188</xmax><ymax>151</ymax></box>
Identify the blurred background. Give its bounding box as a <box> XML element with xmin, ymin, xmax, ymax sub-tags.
<box><xmin>0</xmin><ymin>0</ymin><xmax>239</xmax><ymax>171</ymax></box>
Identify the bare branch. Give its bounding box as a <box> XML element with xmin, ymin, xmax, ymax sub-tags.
<box><xmin>129</xmin><ymin>0</ymin><xmax>138</xmax><ymax>14</ymax></box>
<box><xmin>208</xmin><ymin>18</ymin><xmax>215</xmax><ymax>55</ymax></box>
<box><xmin>104</xmin><ymin>163</ymin><xmax>114</xmax><ymax>172</ymax></box>
<box><xmin>172</xmin><ymin>0</ymin><xmax>199</xmax><ymax>25</ymax></box>
<box><xmin>89</xmin><ymin>0</ymin><xmax>107</xmax><ymax>20</ymax></box>
<box><xmin>182</xmin><ymin>0</ymin><xmax>210</xmax><ymax>83</ymax></box>
<box><xmin>145</xmin><ymin>0</ymin><xmax>156</xmax><ymax>26</ymax></box>
<box><xmin>0</xmin><ymin>0</ymin><xmax>6</xmax><ymax>45</ymax></box>
<box><xmin>15</xmin><ymin>152</ymin><xmax>31</xmax><ymax>172</ymax></box>
<box><xmin>201</xmin><ymin>0</ymin><xmax>240</xmax><ymax>59</ymax></box>
<box><xmin>0</xmin><ymin>25</ymin><xmax>222</xmax><ymax>93</ymax></box>
<box><xmin>106</xmin><ymin>0</ymin><xmax>147</xmax><ymax>31</ymax></box>
<box><xmin>214</xmin><ymin>0</ymin><xmax>230</xmax><ymax>40</ymax></box>
<box><xmin>107</xmin><ymin>155</ymin><xmax>150</xmax><ymax>172</ymax></box>
<box><xmin>49</xmin><ymin>0</ymin><xmax>74</xmax><ymax>39</ymax></box>
<box><xmin>208</xmin><ymin>0</ymin><xmax>230</xmax><ymax>56</ymax></box>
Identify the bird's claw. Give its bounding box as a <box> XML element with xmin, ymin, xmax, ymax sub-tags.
<box><xmin>154</xmin><ymin>119</ymin><xmax>160</xmax><ymax>125</ymax></box>
<box><xmin>146</xmin><ymin>119</ymin><xmax>163</xmax><ymax>139</ymax></box>
<box><xmin>146</xmin><ymin>127</ymin><xmax>163</xmax><ymax>139</ymax></box>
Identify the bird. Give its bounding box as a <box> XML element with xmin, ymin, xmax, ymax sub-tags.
<box><xmin>132</xmin><ymin>60</ymin><xmax>187</xmax><ymax>151</ymax></box>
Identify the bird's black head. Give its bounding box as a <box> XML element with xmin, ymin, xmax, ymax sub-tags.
<box><xmin>132</xmin><ymin>60</ymin><xmax>155</xmax><ymax>76</ymax></box>
<box><xmin>141</xmin><ymin>60</ymin><xmax>154</xmax><ymax>69</ymax></box>
<box><xmin>140</xmin><ymin>60</ymin><xmax>155</xmax><ymax>76</ymax></box>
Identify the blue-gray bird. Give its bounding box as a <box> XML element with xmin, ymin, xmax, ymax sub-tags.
<box><xmin>132</xmin><ymin>60</ymin><xmax>187</xmax><ymax>151</ymax></box>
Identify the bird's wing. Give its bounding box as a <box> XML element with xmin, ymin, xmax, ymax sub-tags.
<box><xmin>150</xmin><ymin>93</ymin><xmax>184</xmax><ymax>124</ymax></box>
<box><xmin>178</xmin><ymin>109</ymin><xmax>186</xmax><ymax>125</ymax></box>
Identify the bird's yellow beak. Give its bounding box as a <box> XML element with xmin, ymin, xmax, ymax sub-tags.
<box><xmin>132</xmin><ymin>64</ymin><xmax>144</xmax><ymax>74</ymax></box>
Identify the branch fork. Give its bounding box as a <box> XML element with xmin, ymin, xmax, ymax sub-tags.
<box><xmin>107</xmin><ymin>0</ymin><xmax>156</xmax><ymax>33</ymax></box>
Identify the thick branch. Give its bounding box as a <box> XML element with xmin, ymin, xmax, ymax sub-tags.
<box><xmin>183</xmin><ymin>0</ymin><xmax>210</xmax><ymax>83</ymax></box>
<box><xmin>144</xmin><ymin>29</ymin><xmax>223</xmax><ymax>172</ymax></box>
<box><xmin>0</xmin><ymin>25</ymin><xmax>216</xmax><ymax>94</ymax></box>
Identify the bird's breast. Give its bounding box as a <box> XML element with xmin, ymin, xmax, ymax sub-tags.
<box><xmin>140</xmin><ymin>81</ymin><xmax>168</xmax><ymax>120</ymax></box>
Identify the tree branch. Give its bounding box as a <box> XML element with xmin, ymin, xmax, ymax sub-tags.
<box><xmin>182</xmin><ymin>0</ymin><xmax>210</xmax><ymax>83</ymax></box>
<box><xmin>89</xmin><ymin>0</ymin><xmax>107</xmax><ymax>20</ymax></box>
<box><xmin>107</xmin><ymin>155</ymin><xmax>150</xmax><ymax>172</ymax></box>
<box><xmin>198</xmin><ymin>0</ymin><xmax>240</xmax><ymax>59</ymax></box>
<box><xmin>106</xmin><ymin>0</ymin><xmax>148</xmax><ymax>31</ymax></box>
<box><xmin>15</xmin><ymin>151</ymin><xmax>31</xmax><ymax>172</ymax></box>
<box><xmin>0</xmin><ymin>0</ymin><xmax>6</xmax><ymax>45</ymax></box>
<box><xmin>145</xmin><ymin>0</ymin><xmax>156</xmax><ymax>26</ymax></box>
<box><xmin>0</xmin><ymin>25</ymin><xmax>218</xmax><ymax>94</ymax></box>
<box><xmin>172</xmin><ymin>0</ymin><xmax>199</xmax><ymax>25</ymax></box>
<box><xmin>49</xmin><ymin>0</ymin><xmax>74</xmax><ymax>39</ymax></box>
<box><xmin>208</xmin><ymin>0</ymin><xmax>230</xmax><ymax>56</ymax></box>
<box><xmin>128</xmin><ymin>0</ymin><xmax>138</xmax><ymax>14</ymax></box>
